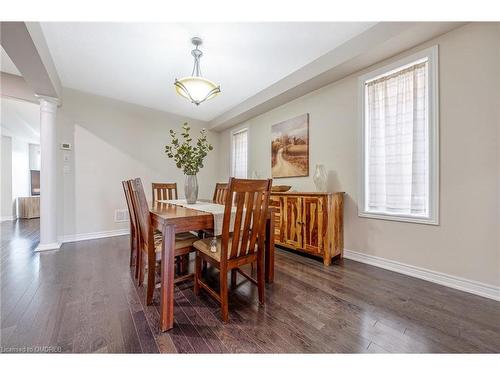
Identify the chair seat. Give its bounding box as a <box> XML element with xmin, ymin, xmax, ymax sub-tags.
<box><xmin>152</xmin><ymin>231</ymin><xmax>198</xmax><ymax>253</ymax></box>
<box><xmin>193</xmin><ymin>237</ymin><xmax>257</xmax><ymax>262</ymax></box>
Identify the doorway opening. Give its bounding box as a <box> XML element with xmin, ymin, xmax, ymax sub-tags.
<box><xmin>1</xmin><ymin>97</ymin><xmax>41</xmax><ymax>241</ymax></box>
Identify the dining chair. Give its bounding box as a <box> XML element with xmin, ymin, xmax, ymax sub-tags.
<box><xmin>152</xmin><ymin>181</ymin><xmax>191</xmax><ymax>270</ymax></box>
<box><xmin>131</xmin><ymin>178</ymin><xmax>198</xmax><ymax>305</ymax></box>
<box><xmin>193</xmin><ymin>177</ymin><xmax>272</xmax><ymax>322</ymax></box>
<box><xmin>122</xmin><ymin>180</ymin><xmax>140</xmax><ymax>273</ymax></box>
<box><xmin>212</xmin><ymin>182</ymin><xmax>229</xmax><ymax>204</ymax></box>
<box><xmin>152</xmin><ymin>182</ymin><xmax>178</xmax><ymax>202</ymax></box>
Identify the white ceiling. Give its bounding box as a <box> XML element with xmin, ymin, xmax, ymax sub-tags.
<box><xmin>0</xmin><ymin>97</ymin><xmax>40</xmax><ymax>144</ymax></box>
<box><xmin>39</xmin><ymin>22</ymin><xmax>375</xmax><ymax>121</ymax></box>
<box><xmin>1</xmin><ymin>46</ymin><xmax>22</xmax><ymax>76</ymax></box>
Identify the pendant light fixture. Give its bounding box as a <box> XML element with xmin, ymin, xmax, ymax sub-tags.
<box><xmin>174</xmin><ymin>37</ymin><xmax>221</xmax><ymax>106</ymax></box>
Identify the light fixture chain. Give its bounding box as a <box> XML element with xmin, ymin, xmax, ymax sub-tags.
<box><xmin>191</xmin><ymin>53</ymin><xmax>202</xmax><ymax>77</ymax></box>
<box><xmin>191</xmin><ymin>45</ymin><xmax>203</xmax><ymax>77</ymax></box>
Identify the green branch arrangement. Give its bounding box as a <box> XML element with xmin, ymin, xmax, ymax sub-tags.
<box><xmin>165</xmin><ymin>123</ymin><xmax>213</xmax><ymax>175</ymax></box>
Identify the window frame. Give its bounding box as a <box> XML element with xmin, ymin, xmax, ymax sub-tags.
<box><xmin>230</xmin><ymin>127</ymin><xmax>249</xmax><ymax>179</ymax></box>
<box><xmin>358</xmin><ymin>45</ymin><xmax>439</xmax><ymax>225</ymax></box>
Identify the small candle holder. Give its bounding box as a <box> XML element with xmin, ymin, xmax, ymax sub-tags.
<box><xmin>210</xmin><ymin>237</ymin><xmax>217</xmax><ymax>253</ymax></box>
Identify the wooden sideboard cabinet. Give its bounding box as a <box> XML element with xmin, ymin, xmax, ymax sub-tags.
<box><xmin>269</xmin><ymin>192</ymin><xmax>344</xmax><ymax>266</ymax></box>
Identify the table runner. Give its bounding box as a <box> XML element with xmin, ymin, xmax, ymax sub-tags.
<box><xmin>160</xmin><ymin>199</ymin><xmax>238</xmax><ymax>236</ymax></box>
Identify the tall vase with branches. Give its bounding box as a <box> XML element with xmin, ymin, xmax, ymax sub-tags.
<box><xmin>165</xmin><ymin>123</ymin><xmax>213</xmax><ymax>203</ymax></box>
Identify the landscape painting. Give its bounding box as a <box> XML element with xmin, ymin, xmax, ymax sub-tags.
<box><xmin>271</xmin><ymin>114</ymin><xmax>309</xmax><ymax>178</ymax></box>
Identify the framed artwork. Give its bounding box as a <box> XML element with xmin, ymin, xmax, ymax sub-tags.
<box><xmin>271</xmin><ymin>113</ymin><xmax>309</xmax><ymax>178</ymax></box>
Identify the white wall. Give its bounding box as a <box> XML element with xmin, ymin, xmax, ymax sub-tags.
<box><xmin>217</xmin><ymin>23</ymin><xmax>500</xmax><ymax>287</ymax></box>
<box><xmin>56</xmin><ymin>88</ymin><xmax>219</xmax><ymax>238</ymax></box>
<box><xmin>1</xmin><ymin>135</ymin><xmax>13</xmax><ymax>220</ymax></box>
<box><xmin>29</xmin><ymin>143</ymin><xmax>41</xmax><ymax>170</ymax></box>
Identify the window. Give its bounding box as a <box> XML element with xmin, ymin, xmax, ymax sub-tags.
<box><xmin>231</xmin><ymin>128</ymin><xmax>248</xmax><ymax>178</ymax></box>
<box><xmin>359</xmin><ymin>46</ymin><xmax>439</xmax><ymax>225</ymax></box>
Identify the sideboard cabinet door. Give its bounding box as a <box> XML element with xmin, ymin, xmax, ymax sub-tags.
<box><xmin>283</xmin><ymin>196</ymin><xmax>302</xmax><ymax>248</ymax></box>
<box><xmin>302</xmin><ymin>196</ymin><xmax>327</xmax><ymax>255</ymax></box>
<box><xmin>269</xmin><ymin>195</ymin><xmax>284</xmax><ymax>243</ymax></box>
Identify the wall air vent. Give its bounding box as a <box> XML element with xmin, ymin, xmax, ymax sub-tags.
<box><xmin>114</xmin><ymin>209</ymin><xmax>129</xmax><ymax>223</ymax></box>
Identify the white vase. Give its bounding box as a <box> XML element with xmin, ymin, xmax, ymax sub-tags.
<box><xmin>184</xmin><ymin>174</ymin><xmax>198</xmax><ymax>204</ymax></box>
<box><xmin>313</xmin><ymin>164</ymin><xmax>327</xmax><ymax>192</ymax></box>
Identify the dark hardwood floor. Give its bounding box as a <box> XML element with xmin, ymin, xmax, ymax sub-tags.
<box><xmin>1</xmin><ymin>219</ymin><xmax>499</xmax><ymax>353</ymax></box>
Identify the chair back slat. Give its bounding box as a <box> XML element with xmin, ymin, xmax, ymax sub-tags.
<box><xmin>132</xmin><ymin>178</ymin><xmax>154</xmax><ymax>251</ymax></box>
<box><xmin>221</xmin><ymin>178</ymin><xmax>272</xmax><ymax>262</ymax></box>
<box><xmin>213</xmin><ymin>183</ymin><xmax>228</xmax><ymax>204</ymax></box>
<box><xmin>152</xmin><ymin>182</ymin><xmax>178</xmax><ymax>202</ymax></box>
<box><xmin>246</xmin><ymin>191</ymin><xmax>264</xmax><ymax>255</ymax></box>
<box><xmin>238</xmin><ymin>191</ymin><xmax>255</xmax><ymax>256</ymax></box>
<box><xmin>122</xmin><ymin>180</ymin><xmax>138</xmax><ymax>232</ymax></box>
<box><xmin>229</xmin><ymin>193</ymin><xmax>245</xmax><ymax>258</ymax></box>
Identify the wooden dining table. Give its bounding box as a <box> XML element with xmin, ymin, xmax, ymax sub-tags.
<box><xmin>149</xmin><ymin>200</ymin><xmax>275</xmax><ymax>332</ymax></box>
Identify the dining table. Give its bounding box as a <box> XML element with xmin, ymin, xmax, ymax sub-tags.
<box><xmin>149</xmin><ymin>199</ymin><xmax>275</xmax><ymax>332</ymax></box>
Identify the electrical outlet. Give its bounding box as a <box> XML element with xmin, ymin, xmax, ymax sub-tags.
<box><xmin>114</xmin><ymin>209</ymin><xmax>129</xmax><ymax>222</ymax></box>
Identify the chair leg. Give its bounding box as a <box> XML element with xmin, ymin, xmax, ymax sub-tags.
<box><xmin>138</xmin><ymin>252</ymin><xmax>144</xmax><ymax>286</ymax></box>
<box><xmin>129</xmin><ymin>230</ymin><xmax>135</xmax><ymax>267</ymax></box>
<box><xmin>231</xmin><ymin>269</ymin><xmax>237</xmax><ymax>289</ymax></box>
<box><xmin>146</xmin><ymin>256</ymin><xmax>155</xmax><ymax>305</ymax></box>
<box><xmin>257</xmin><ymin>251</ymin><xmax>265</xmax><ymax>306</ymax></box>
<box><xmin>134</xmin><ymin>237</ymin><xmax>140</xmax><ymax>280</ymax></box>
<box><xmin>176</xmin><ymin>256</ymin><xmax>181</xmax><ymax>276</ymax></box>
<box><xmin>179</xmin><ymin>255</ymin><xmax>185</xmax><ymax>274</ymax></box>
<box><xmin>220</xmin><ymin>269</ymin><xmax>229</xmax><ymax>323</ymax></box>
<box><xmin>194</xmin><ymin>253</ymin><xmax>201</xmax><ymax>295</ymax></box>
<box><xmin>182</xmin><ymin>254</ymin><xmax>189</xmax><ymax>274</ymax></box>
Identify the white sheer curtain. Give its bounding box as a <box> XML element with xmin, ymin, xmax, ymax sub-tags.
<box><xmin>232</xmin><ymin>129</ymin><xmax>248</xmax><ymax>178</ymax></box>
<box><xmin>365</xmin><ymin>60</ymin><xmax>428</xmax><ymax>216</ymax></box>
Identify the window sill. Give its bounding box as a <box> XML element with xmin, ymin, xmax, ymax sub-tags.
<box><xmin>358</xmin><ymin>211</ymin><xmax>439</xmax><ymax>226</ymax></box>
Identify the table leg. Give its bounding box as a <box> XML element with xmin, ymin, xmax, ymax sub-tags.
<box><xmin>265</xmin><ymin>216</ymin><xmax>275</xmax><ymax>283</ymax></box>
<box><xmin>160</xmin><ymin>223</ymin><xmax>176</xmax><ymax>332</ymax></box>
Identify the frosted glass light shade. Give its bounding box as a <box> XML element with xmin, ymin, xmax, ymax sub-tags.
<box><xmin>175</xmin><ymin>76</ymin><xmax>220</xmax><ymax>105</ymax></box>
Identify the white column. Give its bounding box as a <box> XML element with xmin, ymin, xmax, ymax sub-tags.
<box><xmin>36</xmin><ymin>96</ymin><xmax>60</xmax><ymax>251</ymax></box>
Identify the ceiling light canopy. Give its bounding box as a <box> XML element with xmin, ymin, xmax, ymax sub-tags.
<box><xmin>174</xmin><ymin>37</ymin><xmax>221</xmax><ymax>106</ymax></box>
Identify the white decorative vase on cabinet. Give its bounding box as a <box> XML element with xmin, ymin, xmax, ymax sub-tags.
<box><xmin>313</xmin><ymin>164</ymin><xmax>327</xmax><ymax>192</ymax></box>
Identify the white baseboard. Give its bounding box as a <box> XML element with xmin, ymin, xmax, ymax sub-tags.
<box><xmin>0</xmin><ymin>216</ymin><xmax>15</xmax><ymax>222</ymax></box>
<box><xmin>59</xmin><ymin>228</ymin><xmax>130</xmax><ymax>244</ymax></box>
<box><xmin>36</xmin><ymin>242</ymin><xmax>62</xmax><ymax>252</ymax></box>
<box><xmin>344</xmin><ymin>249</ymin><xmax>500</xmax><ymax>301</ymax></box>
